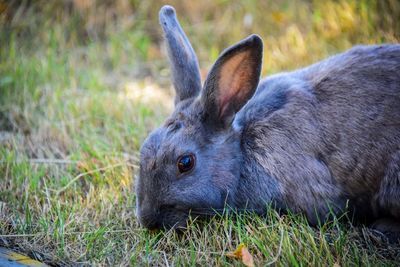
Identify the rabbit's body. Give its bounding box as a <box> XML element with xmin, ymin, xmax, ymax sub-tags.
<box><xmin>136</xmin><ymin>5</ymin><xmax>400</xmax><ymax>232</ymax></box>
<box><xmin>235</xmin><ymin>45</ymin><xmax>400</xmax><ymax>224</ymax></box>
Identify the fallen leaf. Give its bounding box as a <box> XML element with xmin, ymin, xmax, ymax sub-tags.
<box><xmin>226</xmin><ymin>243</ymin><xmax>254</xmax><ymax>267</ymax></box>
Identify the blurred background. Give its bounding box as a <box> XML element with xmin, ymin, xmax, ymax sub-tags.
<box><xmin>0</xmin><ymin>1</ymin><xmax>399</xmax><ymax>264</ymax></box>
<box><xmin>1</xmin><ymin>0</ymin><xmax>399</xmax><ymax>140</ymax></box>
<box><xmin>2</xmin><ymin>0</ymin><xmax>400</xmax><ymax>103</ymax></box>
<box><xmin>1</xmin><ymin>0</ymin><xmax>400</xmax><ymax>105</ymax></box>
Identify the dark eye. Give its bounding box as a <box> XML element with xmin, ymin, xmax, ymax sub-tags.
<box><xmin>177</xmin><ymin>154</ymin><xmax>195</xmax><ymax>174</ymax></box>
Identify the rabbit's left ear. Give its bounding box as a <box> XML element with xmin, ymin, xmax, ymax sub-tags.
<box><xmin>201</xmin><ymin>35</ymin><xmax>263</xmax><ymax>130</ymax></box>
<box><xmin>159</xmin><ymin>5</ymin><xmax>202</xmax><ymax>104</ymax></box>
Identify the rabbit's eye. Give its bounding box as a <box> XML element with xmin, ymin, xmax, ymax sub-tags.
<box><xmin>177</xmin><ymin>154</ymin><xmax>195</xmax><ymax>173</ymax></box>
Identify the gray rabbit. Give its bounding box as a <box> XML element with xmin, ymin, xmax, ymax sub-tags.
<box><xmin>136</xmin><ymin>5</ymin><xmax>400</xmax><ymax>235</ymax></box>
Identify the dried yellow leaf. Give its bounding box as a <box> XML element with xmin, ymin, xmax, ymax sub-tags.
<box><xmin>226</xmin><ymin>243</ymin><xmax>255</xmax><ymax>267</ymax></box>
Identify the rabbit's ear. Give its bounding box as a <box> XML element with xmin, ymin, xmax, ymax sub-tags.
<box><xmin>201</xmin><ymin>35</ymin><xmax>263</xmax><ymax>129</ymax></box>
<box><xmin>159</xmin><ymin>5</ymin><xmax>202</xmax><ymax>104</ymax></box>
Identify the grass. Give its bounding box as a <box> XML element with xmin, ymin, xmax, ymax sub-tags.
<box><xmin>0</xmin><ymin>0</ymin><xmax>399</xmax><ymax>265</ymax></box>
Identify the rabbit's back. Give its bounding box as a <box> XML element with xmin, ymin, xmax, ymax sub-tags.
<box><xmin>236</xmin><ymin>45</ymin><xmax>400</xmax><ymax>222</ymax></box>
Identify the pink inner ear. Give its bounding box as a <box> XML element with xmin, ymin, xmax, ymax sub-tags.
<box><xmin>217</xmin><ymin>52</ymin><xmax>253</xmax><ymax>118</ymax></box>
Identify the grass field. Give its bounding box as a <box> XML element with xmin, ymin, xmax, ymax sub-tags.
<box><xmin>1</xmin><ymin>0</ymin><xmax>400</xmax><ymax>266</ymax></box>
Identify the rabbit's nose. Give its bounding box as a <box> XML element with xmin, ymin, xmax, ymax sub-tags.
<box><xmin>142</xmin><ymin>217</ymin><xmax>162</xmax><ymax>230</ymax></box>
<box><xmin>137</xmin><ymin>201</ymin><xmax>162</xmax><ymax>229</ymax></box>
<box><xmin>137</xmin><ymin>209</ymin><xmax>162</xmax><ymax>230</ymax></box>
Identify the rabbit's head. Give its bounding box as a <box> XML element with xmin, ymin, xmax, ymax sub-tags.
<box><xmin>136</xmin><ymin>5</ymin><xmax>263</xmax><ymax>230</ymax></box>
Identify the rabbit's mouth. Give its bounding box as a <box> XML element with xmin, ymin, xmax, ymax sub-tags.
<box><xmin>138</xmin><ymin>204</ymin><xmax>225</xmax><ymax>230</ymax></box>
<box><xmin>138</xmin><ymin>204</ymin><xmax>189</xmax><ymax>230</ymax></box>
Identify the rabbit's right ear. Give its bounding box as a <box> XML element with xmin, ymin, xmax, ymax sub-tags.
<box><xmin>159</xmin><ymin>5</ymin><xmax>202</xmax><ymax>104</ymax></box>
<box><xmin>201</xmin><ymin>35</ymin><xmax>263</xmax><ymax>130</ymax></box>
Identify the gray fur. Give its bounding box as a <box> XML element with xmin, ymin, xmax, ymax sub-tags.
<box><xmin>136</xmin><ymin>6</ymin><xmax>400</xmax><ymax>230</ymax></box>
